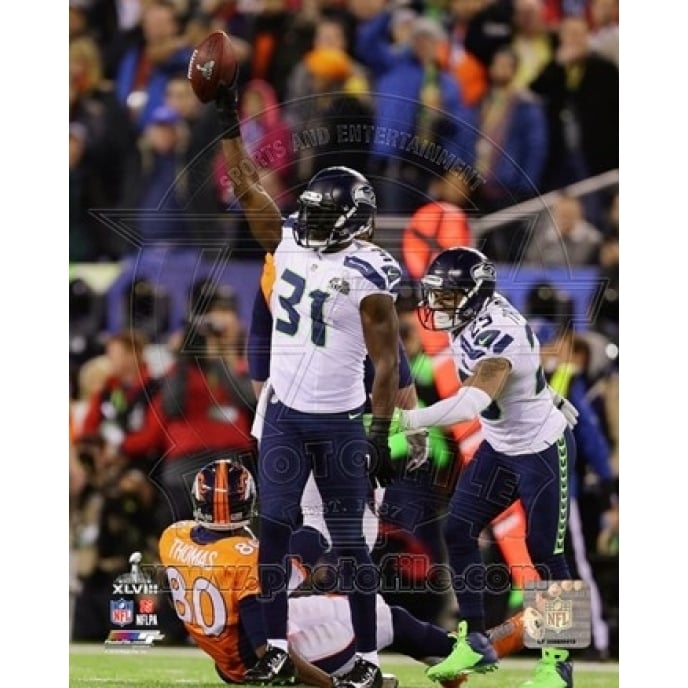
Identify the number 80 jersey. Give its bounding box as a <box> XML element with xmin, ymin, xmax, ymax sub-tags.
<box><xmin>158</xmin><ymin>522</ymin><xmax>261</xmax><ymax>681</ymax></box>
<box><xmin>270</xmin><ymin>228</ymin><xmax>402</xmax><ymax>413</ymax></box>
<box><xmin>453</xmin><ymin>294</ymin><xmax>566</xmax><ymax>455</ymax></box>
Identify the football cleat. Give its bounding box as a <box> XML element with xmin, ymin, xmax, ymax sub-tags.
<box><xmin>243</xmin><ymin>645</ymin><xmax>296</xmax><ymax>685</ymax></box>
<box><xmin>333</xmin><ymin>657</ymin><xmax>383</xmax><ymax>688</ymax></box>
<box><xmin>519</xmin><ymin>648</ymin><xmax>573</xmax><ymax>688</ymax></box>
<box><xmin>426</xmin><ymin>621</ymin><xmax>498</xmax><ymax>681</ymax></box>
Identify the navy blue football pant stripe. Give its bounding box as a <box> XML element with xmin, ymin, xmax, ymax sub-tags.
<box><xmin>258</xmin><ymin>399</ymin><xmax>377</xmax><ymax>652</ymax></box>
<box><xmin>445</xmin><ymin>427</ymin><xmax>576</xmax><ymax>625</ymax></box>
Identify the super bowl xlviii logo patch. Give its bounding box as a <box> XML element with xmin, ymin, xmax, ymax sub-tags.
<box><xmin>109</xmin><ymin>552</ymin><xmax>160</xmax><ymax>631</ymax></box>
<box><xmin>329</xmin><ymin>277</ymin><xmax>350</xmax><ymax>295</ymax></box>
<box><xmin>196</xmin><ymin>59</ymin><xmax>215</xmax><ymax>80</ymax></box>
<box><xmin>112</xmin><ymin>551</ymin><xmax>158</xmax><ymax>596</ymax></box>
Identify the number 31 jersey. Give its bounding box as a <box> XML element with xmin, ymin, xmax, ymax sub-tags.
<box><xmin>270</xmin><ymin>229</ymin><xmax>401</xmax><ymax>413</ymax></box>
<box><xmin>452</xmin><ymin>293</ymin><xmax>566</xmax><ymax>454</ymax></box>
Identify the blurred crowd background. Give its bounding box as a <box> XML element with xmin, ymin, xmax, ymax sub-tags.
<box><xmin>69</xmin><ymin>0</ymin><xmax>619</xmax><ymax>658</ymax></box>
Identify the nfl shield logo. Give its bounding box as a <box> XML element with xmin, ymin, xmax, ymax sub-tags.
<box><xmin>110</xmin><ymin>599</ymin><xmax>134</xmax><ymax>627</ymax></box>
<box><xmin>544</xmin><ymin>598</ymin><xmax>573</xmax><ymax>634</ymax></box>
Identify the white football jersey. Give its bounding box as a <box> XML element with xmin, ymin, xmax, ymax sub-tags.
<box><xmin>288</xmin><ymin>594</ymin><xmax>393</xmax><ymax>673</ymax></box>
<box><xmin>452</xmin><ymin>293</ymin><xmax>566</xmax><ymax>454</ymax></box>
<box><xmin>270</xmin><ymin>225</ymin><xmax>401</xmax><ymax>413</ymax></box>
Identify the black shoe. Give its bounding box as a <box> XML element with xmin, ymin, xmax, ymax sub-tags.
<box><xmin>244</xmin><ymin>645</ymin><xmax>296</xmax><ymax>685</ymax></box>
<box><xmin>333</xmin><ymin>658</ymin><xmax>383</xmax><ymax>688</ymax></box>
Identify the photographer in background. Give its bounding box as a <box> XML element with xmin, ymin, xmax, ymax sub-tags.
<box><xmin>71</xmin><ymin>434</ymin><xmax>156</xmax><ymax>640</ymax></box>
<box><xmin>122</xmin><ymin>291</ymin><xmax>257</xmax><ymax>529</ymax></box>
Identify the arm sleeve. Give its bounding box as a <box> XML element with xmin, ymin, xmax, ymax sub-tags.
<box><xmin>238</xmin><ymin>595</ymin><xmax>268</xmax><ymax>652</ymax></box>
<box><xmin>404</xmin><ymin>386</ymin><xmax>492</xmax><ymax>430</ymax></box>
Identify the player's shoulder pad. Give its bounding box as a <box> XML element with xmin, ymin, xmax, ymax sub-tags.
<box><xmin>461</xmin><ymin>296</ymin><xmax>526</xmax><ymax>359</ymax></box>
<box><xmin>344</xmin><ymin>241</ymin><xmax>403</xmax><ymax>294</ymax></box>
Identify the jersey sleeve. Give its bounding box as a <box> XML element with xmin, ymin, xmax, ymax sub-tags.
<box><xmin>345</xmin><ymin>246</ymin><xmax>403</xmax><ymax>306</ymax></box>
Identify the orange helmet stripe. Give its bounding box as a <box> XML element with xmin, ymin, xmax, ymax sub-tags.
<box><xmin>216</xmin><ymin>461</ymin><xmax>228</xmax><ymax>525</ymax></box>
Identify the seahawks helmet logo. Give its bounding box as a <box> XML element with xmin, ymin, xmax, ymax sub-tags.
<box><xmin>471</xmin><ymin>263</ymin><xmax>496</xmax><ymax>282</ymax></box>
<box><xmin>353</xmin><ymin>184</ymin><xmax>376</xmax><ymax>206</ymax></box>
<box><xmin>195</xmin><ymin>60</ymin><xmax>216</xmax><ymax>81</ymax></box>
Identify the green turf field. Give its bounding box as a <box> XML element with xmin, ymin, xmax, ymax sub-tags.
<box><xmin>69</xmin><ymin>645</ymin><xmax>619</xmax><ymax>688</ymax></box>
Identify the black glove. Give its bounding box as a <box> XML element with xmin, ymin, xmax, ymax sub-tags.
<box><xmin>215</xmin><ymin>82</ymin><xmax>240</xmax><ymax>139</ymax></box>
<box><xmin>367</xmin><ymin>417</ymin><xmax>396</xmax><ymax>489</ymax></box>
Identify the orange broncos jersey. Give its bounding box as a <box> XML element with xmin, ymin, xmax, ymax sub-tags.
<box><xmin>158</xmin><ymin>522</ymin><xmax>260</xmax><ymax>681</ymax></box>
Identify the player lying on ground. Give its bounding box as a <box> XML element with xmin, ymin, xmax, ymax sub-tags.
<box><xmin>158</xmin><ymin>460</ymin><xmax>529</xmax><ymax>686</ymax></box>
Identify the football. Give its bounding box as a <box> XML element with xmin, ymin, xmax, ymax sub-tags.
<box><xmin>187</xmin><ymin>31</ymin><xmax>238</xmax><ymax>103</ymax></box>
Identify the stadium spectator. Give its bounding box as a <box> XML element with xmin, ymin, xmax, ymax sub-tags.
<box><xmin>474</xmin><ymin>46</ymin><xmax>548</xmax><ymax>211</ymax></box>
<box><xmin>69</xmin><ymin>36</ymin><xmax>134</xmax><ymax>260</ymax></box>
<box><xmin>524</xmin><ymin>193</ymin><xmax>602</xmax><ymax>266</ymax></box>
<box><xmin>285</xmin><ymin>14</ymin><xmax>370</xmax><ymax>129</ymax></box>
<box><xmin>71</xmin><ymin>433</ymin><xmax>157</xmax><ymax>641</ymax></box>
<box><xmin>115</xmin><ymin>0</ymin><xmax>193</xmax><ymax>131</ymax></box>
<box><xmin>80</xmin><ymin>330</ymin><xmax>161</xmax><ymax>464</ymax></box>
<box><xmin>441</xmin><ymin>0</ymin><xmax>489</xmax><ymax>107</ymax></box>
<box><xmin>589</xmin><ymin>0</ymin><xmax>619</xmax><ymax>66</ymax></box>
<box><xmin>163</xmin><ymin>73</ymin><xmax>226</xmax><ymax>231</ymax></box>
<box><xmin>530</xmin><ymin>15</ymin><xmax>619</xmax><ymax>189</ymax></box>
<box><xmin>360</xmin><ymin>15</ymin><xmax>476</xmax><ymax>212</ymax></box>
<box><xmin>291</xmin><ymin>47</ymin><xmax>375</xmax><ymax>182</ymax></box>
<box><xmin>463</xmin><ymin>0</ymin><xmax>514</xmax><ymax>68</ymax></box>
<box><xmin>246</xmin><ymin>0</ymin><xmax>354</xmax><ymax>101</ymax></box>
<box><xmin>510</xmin><ymin>0</ymin><xmax>554</xmax><ymax>89</ymax></box>
<box><xmin>69</xmin><ymin>0</ymin><xmax>90</xmax><ymax>41</ymax></box>
<box><xmin>593</xmin><ymin>191</ymin><xmax>619</xmax><ymax>343</ymax></box>
<box><xmin>122</xmin><ymin>105</ymin><xmax>191</xmax><ymax>248</ymax></box>
<box><xmin>122</xmin><ymin>295</ymin><xmax>256</xmax><ymax>527</ymax></box>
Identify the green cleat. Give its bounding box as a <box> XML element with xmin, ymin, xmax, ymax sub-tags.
<box><xmin>426</xmin><ymin>621</ymin><xmax>499</xmax><ymax>681</ymax></box>
<box><xmin>519</xmin><ymin>648</ymin><xmax>573</xmax><ymax>688</ymax></box>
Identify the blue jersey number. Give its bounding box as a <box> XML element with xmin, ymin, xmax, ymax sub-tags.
<box><xmin>275</xmin><ymin>269</ymin><xmax>330</xmax><ymax>347</ymax></box>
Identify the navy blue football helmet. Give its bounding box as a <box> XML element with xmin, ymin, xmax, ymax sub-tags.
<box><xmin>419</xmin><ymin>247</ymin><xmax>497</xmax><ymax>332</ymax></box>
<box><xmin>191</xmin><ymin>460</ymin><xmax>256</xmax><ymax>530</ymax></box>
<box><xmin>293</xmin><ymin>166</ymin><xmax>376</xmax><ymax>249</ymax></box>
